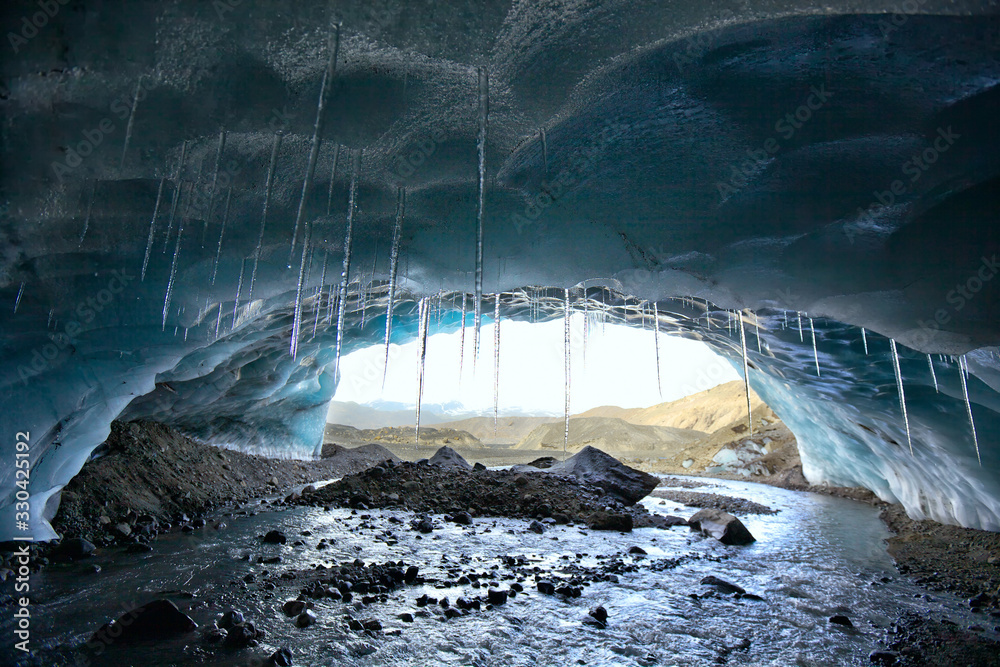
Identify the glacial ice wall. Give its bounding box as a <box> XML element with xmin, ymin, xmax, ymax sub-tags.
<box><xmin>1</xmin><ymin>0</ymin><xmax>999</xmax><ymax>539</ymax></box>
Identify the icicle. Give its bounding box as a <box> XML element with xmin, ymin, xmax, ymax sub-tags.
<box><xmin>563</xmin><ymin>287</ymin><xmax>571</xmax><ymax>457</ymax></box>
<box><xmin>493</xmin><ymin>292</ymin><xmax>501</xmax><ymax>437</ymax></box>
<box><xmin>889</xmin><ymin>339</ymin><xmax>913</xmax><ymax>455</ymax></box>
<box><xmin>458</xmin><ymin>293</ymin><xmax>467</xmax><ymax>381</ymax></box>
<box><xmin>752</xmin><ymin>310</ymin><xmax>761</xmax><ymax>353</ymax></box>
<box><xmin>415</xmin><ymin>296</ymin><xmax>430</xmax><ymax>444</ymax></box>
<box><xmin>738</xmin><ymin>314</ymin><xmax>753</xmax><ymax>435</ymax></box>
<box><xmin>359</xmin><ymin>274</ymin><xmax>368</xmax><ymax>332</ymax></box>
<box><xmin>326</xmin><ymin>144</ymin><xmax>341</xmax><ymax>216</ymax></box>
<box><xmin>289</xmin><ymin>216</ymin><xmax>311</xmax><ymax>359</ymax></box>
<box><xmin>78</xmin><ymin>182</ymin><xmax>96</xmax><ymax>245</ymax></box>
<box><xmin>783</xmin><ymin>310</ymin><xmax>788</xmax><ymax>329</ymax></box>
<box><xmin>46</xmin><ymin>308</ymin><xmax>53</xmax><ymax>328</ymax></box>
<box><xmin>797</xmin><ymin>311</ymin><xmax>803</xmax><ymax>342</ymax></box>
<box><xmin>214</xmin><ymin>303</ymin><xmax>223</xmax><ymax>339</ymax></box>
<box><xmin>312</xmin><ymin>249</ymin><xmax>330</xmax><ymax>338</ymax></box>
<box><xmin>959</xmin><ymin>355</ymin><xmax>981</xmax><ymax>465</ymax></box>
<box><xmin>333</xmin><ymin>149</ymin><xmax>361</xmax><ymax>379</ymax></box>
<box><xmin>653</xmin><ymin>301</ymin><xmax>662</xmax><ymax>398</ymax></box>
<box><xmin>809</xmin><ymin>317</ymin><xmax>820</xmax><ymax>377</ymax></box>
<box><xmin>13</xmin><ymin>282</ymin><xmax>25</xmax><ymax>313</ymax></box>
<box><xmin>203</xmin><ymin>130</ymin><xmax>227</xmax><ymax>246</ymax></box>
<box><xmin>290</xmin><ymin>22</ymin><xmax>340</xmax><ymax>264</ymax></box>
<box><xmin>249</xmin><ymin>133</ymin><xmax>282</xmax><ymax>301</ymax></box>
<box><xmin>118</xmin><ymin>75</ymin><xmax>145</xmax><ymax>170</ymax></box>
<box><xmin>141</xmin><ymin>177</ymin><xmax>166</xmax><ymax>280</ymax></box>
<box><xmin>382</xmin><ymin>188</ymin><xmax>405</xmax><ymax>387</ymax></box>
<box><xmin>232</xmin><ymin>258</ymin><xmax>246</xmax><ymax>324</ymax></box>
<box><xmin>183</xmin><ymin>327</ymin><xmax>189</xmax><ymax>341</ymax></box>
<box><xmin>163</xmin><ymin>141</ymin><xmax>189</xmax><ymax>252</ymax></box>
<box><xmin>540</xmin><ymin>126</ymin><xmax>548</xmax><ymax>177</ymax></box>
<box><xmin>473</xmin><ymin>66</ymin><xmax>489</xmax><ymax>369</ymax></box>
<box><xmin>210</xmin><ymin>186</ymin><xmax>232</xmax><ymax>285</ymax></box>
<box><xmin>927</xmin><ymin>354</ymin><xmax>938</xmax><ymax>392</ymax></box>
<box><xmin>582</xmin><ymin>296</ymin><xmax>589</xmax><ymax>368</ymax></box>
<box><xmin>162</xmin><ymin>182</ymin><xmax>191</xmax><ymax>329</ymax></box>
<box><xmin>861</xmin><ymin>327</ymin><xmax>869</xmax><ymax>354</ymax></box>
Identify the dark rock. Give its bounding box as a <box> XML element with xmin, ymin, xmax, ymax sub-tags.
<box><xmin>202</xmin><ymin>624</ymin><xmax>227</xmax><ymax>644</ymax></box>
<box><xmin>282</xmin><ymin>600</ymin><xmax>307</xmax><ymax>617</ymax></box>
<box><xmin>642</xmin><ymin>515</ymin><xmax>688</xmax><ymax>529</ymax></box>
<box><xmin>399</xmin><ymin>613</ymin><xmax>414</xmax><ymax>623</ymax></box>
<box><xmin>869</xmin><ymin>651</ymin><xmax>899</xmax><ymax>666</ymax></box>
<box><xmin>362</xmin><ymin>619</ymin><xmax>382</xmax><ymax>632</ymax></box>
<box><xmin>295</xmin><ymin>610</ymin><xmax>317</xmax><ymax>628</ymax></box>
<box><xmin>528</xmin><ymin>520</ymin><xmax>546</xmax><ymax>534</ymax></box>
<box><xmin>451</xmin><ymin>512</ymin><xmax>473</xmax><ymax>526</ymax></box>
<box><xmin>589</xmin><ymin>606</ymin><xmax>608</xmax><ymax>626</ymax></box>
<box><xmin>270</xmin><ymin>647</ymin><xmax>294</xmax><ymax>666</ymax></box>
<box><xmin>223</xmin><ymin>622</ymin><xmax>259</xmax><ymax>648</ymax></box>
<box><xmin>542</xmin><ymin>446</ymin><xmax>659</xmax><ymax>505</ymax></box>
<box><xmin>126</xmin><ymin>543</ymin><xmax>153</xmax><ymax>553</ymax></box>
<box><xmin>688</xmin><ymin>509</ymin><xmax>756</xmax><ymax>545</ymax></box>
<box><xmin>537</xmin><ymin>581</ymin><xmax>556</xmax><ymax>595</ymax></box>
<box><xmin>404</xmin><ymin>565</ymin><xmax>419</xmax><ymax>583</ymax></box>
<box><xmin>413</xmin><ymin>517</ymin><xmax>434</xmax><ymax>533</ymax></box>
<box><xmin>444</xmin><ymin>607</ymin><xmax>462</xmax><ymax>619</ymax></box>
<box><xmin>829</xmin><ymin>614</ymin><xmax>853</xmax><ymax>628</ymax></box>
<box><xmin>526</xmin><ymin>456</ymin><xmax>559</xmax><ymax>469</ymax></box>
<box><xmin>628</xmin><ymin>546</ymin><xmax>647</xmax><ymax>555</ymax></box>
<box><xmin>263</xmin><ymin>530</ymin><xmax>287</xmax><ymax>544</ymax></box>
<box><xmin>429</xmin><ymin>446</ymin><xmax>473</xmax><ymax>470</ymax></box>
<box><xmin>487</xmin><ymin>588</ymin><xmax>508</xmax><ymax>605</ymax></box>
<box><xmin>91</xmin><ymin>599</ymin><xmax>197</xmax><ymax>643</ymax></box>
<box><xmin>587</xmin><ymin>511</ymin><xmax>633</xmax><ymax>532</ymax></box>
<box><xmin>552</xmin><ymin>513</ymin><xmax>571</xmax><ymax>524</ymax></box>
<box><xmin>52</xmin><ymin>537</ymin><xmax>96</xmax><ymax>561</ymax></box>
<box><xmin>473</xmin><ymin>462</ymin><xmax>487</xmax><ymax>471</ymax></box>
<box><xmin>700</xmin><ymin>575</ymin><xmax>745</xmax><ymax>595</ymax></box>
<box><xmin>219</xmin><ymin>610</ymin><xmax>245</xmax><ymax>629</ymax></box>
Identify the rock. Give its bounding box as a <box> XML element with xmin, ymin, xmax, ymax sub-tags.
<box><xmin>402</xmin><ymin>481</ymin><xmax>421</xmax><ymax>493</ymax></box>
<box><xmin>589</xmin><ymin>606</ymin><xmax>608</xmax><ymax>626</ymax></box>
<box><xmin>543</xmin><ymin>446</ymin><xmax>659</xmax><ymax>505</ymax></box>
<box><xmin>528</xmin><ymin>520</ymin><xmax>546</xmax><ymax>534</ymax></box>
<box><xmin>404</xmin><ymin>565</ymin><xmax>419</xmax><ymax>583</ymax></box>
<box><xmin>473</xmin><ymin>462</ymin><xmax>487</xmax><ymax>471</ymax></box>
<box><xmin>362</xmin><ymin>619</ymin><xmax>382</xmax><ymax>632</ymax></box>
<box><xmin>429</xmin><ymin>446</ymin><xmax>473</xmax><ymax>470</ymax></box>
<box><xmin>270</xmin><ymin>647</ymin><xmax>294</xmax><ymax>666</ymax></box>
<box><xmin>450</xmin><ymin>511</ymin><xmax>473</xmax><ymax>526</ymax></box>
<box><xmin>112</xmin><ymin>522</ymin><xmax>132</xmax><ymax>538</ymax></box>
<box><xmin>398</xmin><ymin>613</ymin><xmax>414</xmax><ymax>623</ymax></box>
<box><xmin>526</xmin><ymin>456</ymin><xmax>558</xmax><ymax>469</ymax></box>
<box><xmin>687</xmin><ymin>509</ymin><xmax>755</xmax><ymax>545</ymax></box>
<box><xmin>587</xmin><ymin>511</ymin><xmax>633</xmax><ymax>532</ymax></box>
<box><xmin>219</xmin><ymin>610</ymin><xmax>245</xmax><ymax>629</ymax></box>
<box><xmin>487</xmin><ymin>588</ymin><xmax>508</xmax><ymax>605</ymax></box>
<box><xmin>642</xmin><ymin>515</ymin><xmax>687</xmax><ymax>529</ymax></box>
<box><xmin>682</xmin><ymin>459</ymin><xmax>694</xmax><ymax>469</ymax></box>
<box><xmin>536</xmin><ymin>581</ymin><xmax>556</xmax><ymax>595</ymax></box>
<box><xmin>263</xmin><ymin>530</ymin><xmax>287</xmax><ymax>544</ymax></box>
<box><xmin>282</xmin><ymin>600</ymin><xmax>307</xmax><ymax>617</ymax></box>
<box><xmin>202</xmin><ymin>624</ymin><xmax>227</xmax><ymax>643</ymax></box>
<box><xmin>700</xmin><ymin>575</ymin><xmax>745</xmax><ymax>595</ymax></box>
<box><xmin>295</xmin><ymin>610</ymin><xmax>317</xmax><ymax>628</ymax></box>
<box><xmin>126</xmin><ymin>542</ymin><xmax>153</xmax><ymax>553</ymax></box>
<box><xmin>412</xmin><ymin>517</ymin><xmax>434</xmax><ymax>533</ymax></box>
<box><xmin>223</xmin><ymin>621</ymin><xmax>260</xmax><ymax>648</ymax></box>
<box><xmin>91</xmin><ymin>599</ymin><xmax>197</xmax><ymax>643</ymax></box>
<box><xmin>829</xmin><ymin>614</ymin><xmax>853</xmax><ymax>628</ymax></box>
<box><xmin>869</xmin><ymin>650</ymin><xmax>900</xmax><ymax>665</ymax></box>
<box><xmin>628</xmin><ymin>546</ymin><xmax>647</xmax><ymax>555</ymax></box>
<box><xmin>52</xmin><ymin>537</ymin><xmax>96</xmax><ymax>561</ymax></box>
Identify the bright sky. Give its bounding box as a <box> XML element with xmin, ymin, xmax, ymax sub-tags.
<box><xmin>333</xmin><ymin>315</ymin><xmax>740</xmax><ymax>416</ymax></box>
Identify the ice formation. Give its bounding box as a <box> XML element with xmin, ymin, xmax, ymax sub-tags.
<box><xmin>1</xmin><ymin>1</ymin><xmax>1000</xmax><ymax>539</ymax></box>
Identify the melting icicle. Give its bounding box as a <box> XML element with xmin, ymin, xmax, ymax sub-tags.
<box><xmin>493</xmin><ymin>292</ymin><xmax>501</xmax><ymax>436</ymax></box>
<box><xmin>290</xmin><ymin>22</ymin><xmax>341</xmax><ymax>264</ymax></box>
<box><xmin>458</xmin><ymin>293</ymin><xmax>467</xmax><ymax>381</ymax></box>
<box><xmin>889</xmin><ymin>339</ymin><xmax>913</xmax><ymax>455</ymax></box>
<box><xmin>249</xmin><ymin>133</ymin><xmax>282</xmax><ymax>301</ymax></box>
<box><xmin>13</xmin><ymin>282</ymin><xmax>25</xmax><ymax>313</ymax></box>
<box><xmin>141</xmin><ymin>177</ymin><xmax>166</xmax><ymax>281</ymax></box>
<box><xmin>232</xmin><ymin>258</ymin><xmax>246</xmax><ymax>324</ymax></box>
<box><xmin>119</xmin><ymin>75</ymin><xmax>145</xmax><ymax>170</ymax></box>
<box><xmin>210</xmin><ymin>187</ymin><xmax>232</xmax><ymax>285</ymax></box>
<box><xmin>738</xmin><ymin>314</ymin><xmax>753</xmax><ymax>435</ymax></box>
<box><xmin>79</xmin><ymin>182</ymin><xmax>96</xmax><ymax>245</ymax></box>
<box><xmin>540</xmin><ymin>126</ymin><xmax>548</xmax><ymax>177</ymax></box>
<box><xmin>163</xmin><ymin>141</ymin><xmax>189</xmax><ymax>252</ymax></box>
<box><xmin>958</xmin><ymin>355</ymin><xmax>981</xmax><ymax>465</ymax></box>
<box><xmin>752</xmin><ymin>310</ymin><xmax>761</xmax><ymax>353</ymax></box>
<box><xmin>797</xmin><ymin>311</ymin><xmax>803</xmax><ymax>342</ymax></box>
<box><xmin>203</xmin><ymin>130</ymin><xmax>227</xmax><ymax>246</ymax></box>
<box><xmin>312</xmin><ymin>249</ymin><xmax>330</xmax><ymax>339</ymax></box>
<box><xmin>214</xmin><ymin>303</ymin><xmax>223</xmax><ymax>339</ymax></box>
<box><xmin>326</xmin><ymin>144</ymin><xmax>341</xmax><ymax>216</ymax></box>
<box><xmin>861</xmin><ymin>327</ymin><xmax>869</xmax><ymax>354</ymax></box>
<box><xmin>289</xmin><ymin>216</ymin><xmax>311</xmax><ymax>359</ymax></box>
<box><xmin>783</xmin><ymin>310</ymin><xmax>788</xmax><ymax>329</ymax></box>
<box><xmin>162</xmin><ymin>182</ymin><xmax>191</xmax><ymax>329</ymax></box>
<box><xmin>563</xmin><ymin>287</ymin><xmax>571</xmax><ymax>458</ymax></box>
<box><xmin>926</xmin><ymin>354</ymin><xmax>938</xmax><ymax>392</ymax></box>
<box><xmin>809</xmin><ymin>317</ymin><xmax>820</xmax><ymax>377</ymax></box>
<box><xmin>415</xmin><ymin>297</ymin><xmax>430</xmax><ymax>444</ymax></box>
<box><xmin>653</xmin><ymin>301</ymin><xmax>662</xmax><ymax>398</ymax></box>
<box><xmin>473</xmin><ymin>66</ymin><xmax>489</xmax><ymax>369</ymax></box>
<box><xmin>383</xmin><ymin>188</ymin><xmax>405</xmax><ymax>387</ymax></box>
<box><xmin>333</xmin><ymin>149</ymin><xmax>361</xmax><ymax>379</ymax></box>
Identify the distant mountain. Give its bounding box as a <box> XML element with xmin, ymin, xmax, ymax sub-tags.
<box><xmin>514</xmin><ymin>417</ymin><xmax>706</xmax><ymax>454</ymax></box>
<box><xmin>323</xmin><ymin>422</ymin><xmax>480</xmax><ymax>447</ymax></box>
<box><xmin>325</xmin><ymin>401</ymin><xmax>473</xmax><ymax>429</ymax></box>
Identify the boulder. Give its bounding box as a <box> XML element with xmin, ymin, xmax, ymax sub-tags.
<box><xmin>52</xmin><ymin>537</ymin><xmax>96</xmax><ymax>561</ymax></box>
<box><xmin>428</xmin><ymin>446</ymin><xmax>472</xmax><ymax>470</ymax></box>
<box><xmin>527</xmin><ymin>456</ymin><xmax>558</xmax><ymax>469</ymax></box>
<box><xmin>587</xmin><ymin>511</ymin><xmax>633</xmax><ymax>532</ymax></box>
<box><xmin>91</xmin><ymin>599</ymin><xmax>197</xmax><ymax>643</ymax></box>
<box><xmin>700</xmin><ymin>575</ymin><xmax>745</xmax><ymax>595</ymax></box>
<box><xmin>543</xmin><ymin>446</ymin><xmax>658</xmax><ymax>505</ymax></box>
<box><xmin>263</xmin><ymin>530</ymin><xmax>287</xmax><ymax>544</ymax></box>
<box><xmin>688</xmin><ymin>509</ymin><xmax>755</xmax><ymax>545</ymax></box>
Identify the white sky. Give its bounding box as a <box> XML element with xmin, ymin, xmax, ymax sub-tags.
<box><xmin>333</xmin><ymin>316</ymin><xmax>739</xmax><ymax>416</ymax></box>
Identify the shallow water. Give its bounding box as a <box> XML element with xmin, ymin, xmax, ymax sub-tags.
<box><xmin>5</xmin><ymin>477</ymin><xmax>992</xmax><ymax>666</ymax></box>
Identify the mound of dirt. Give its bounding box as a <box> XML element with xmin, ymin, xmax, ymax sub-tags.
<box><xmin>515</xmin><ymin>417</ymin><xmax>704</xmax><ymax>453</ymax></box>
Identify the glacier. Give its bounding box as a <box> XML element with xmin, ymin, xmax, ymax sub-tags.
<box><xmin>1</xmin><ymin>0</ymin><xmax>999</xmax><ymax>540</ymax></box>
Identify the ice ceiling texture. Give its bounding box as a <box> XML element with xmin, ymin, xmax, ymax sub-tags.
<box><xmin>1</xmin><ymin>0</ymin><xmax>999</xmax><ymax>540</ymax></box>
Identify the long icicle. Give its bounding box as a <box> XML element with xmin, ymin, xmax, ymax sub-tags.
<box><xmin>540</xmin><ymin>126</ymin><xmax>548</xmax><ymax>177</ymax></box>
<box><xmin>383</xmin><ymin>188</ymin><xmax>405</xmax><ymax>388</ymax></box>
<box><xmin>493</xmin><ymin>292</ymin><xmax>501</xmax><ymax>437</ymax></box>
<box><xmin>119</xmin><ymin>75</ymin><xmax>145</xmax><ymax>170</ymax></box>
<box><xmin>163</xmin><ymin>141</ymin><xmax>189</xmax><ymax>252</ymax></box>
<box><xmin>809</xmin><ymin>317</ymin><xmax>820</xmax><ymax>376</ymax></box>
<box><xmin>890</xmin><ymin>339</ymin><xmax>913</xmax><ymax>455</ymax></box>
<box><xmin>78</xmin><ymin>181</ymin><xmax>96</xmax><ymax>245</ymax></box>
<box><xmin>927</xmin><ymin>353</ymin><xmax>938</xmax><ymax>392</ymax></box>
<box><xmin>232</xmin><ymin>257</ymin><xmax>246</xmax><ymax>325</ymax></box>
<box><xmin>738</xmin><ymin>314</ymin><xmax>753</xmax><ymax>435</ymax></box>
<box><xmin>141</xmin><ymin>177</ymin><xmax>166</xmax><ymax>280</ymax></box>
<box><xmin>458</xmin><ymin>293</ymin><xmax>467</xmax><ymax>382</ymax></box>
<box><xmin>210</xmin><ymin>186</ymin><xmax>232</xmax><ymax>285</ymax></box>
<box><xmin>563</xmin><ymin>287</ymin><xmax>571</xmax><ymax>458</ymax></box>
<box><xmin>797</xmin><ymin>311</ymin><xmax>804</xmax><ymax>342</ymax></box>
<box><xmin>312</xmin><ymin>249</ymin><xmax>329</xmax><ymax>338</ymax></box>
<box><xmin>289</xmin><ymin>217</ymin><xmax>311</xmax><ymax>359</ymax></box>
<box><xmin>752</xmin><ymin>310</ymin><xmax>762</xmax><ymax>353</ymax></box>
<box><xmin>13</xmin><ymin>282</ymin><xmax>25</xmax><ymax>313</ymax></box>
<box><xmin>861</xmin><ymin>327</ymin><xmax>869</xmax><ymax>354</ymax></box>
<box><xmin>473</xmin><ymin>66</ymin><xmax>489</xmax><ymax>369</ymax></box>
<box><xmin>959</xmin><ymin>355</ymin><xmax>981</xmax><ymax>465</ymax></box>
<box><xmin>653</xmin><ymin>301</ymin><xmax>662</xmax><ymax>398</ymax></box>
<box><xmin>333</xmin><ymin>149</ymin><xmax>361</xmax><ymax>379</ymax></box>
<box><xmin>249</xmin><ymin>133</ymin><xmax>282</xmax><ymax>301</ymax></box>
<box><xmin>415</xmin><ymin>296</ymin><xmax>430</xmax><ymax>444</ymax></box>
<box><xmin>204</xmin><ymin>129</ymin><xmax>227</xmax><ymax>246</ymax></box>
<box><xmin>290</xmin><ymin>21</ymin><xmax>341</xmax><ymax>264</ymax></box>
<box><xmin>162</xmin><ymin>182</ymin><xmax>191</xmax><ymax>329</ymax></box>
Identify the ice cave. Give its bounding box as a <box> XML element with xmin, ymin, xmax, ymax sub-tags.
<box><xmin>1</xmin><ymin>0</ymin><xmax>1000</xmax><ymax>664</ymax></box>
